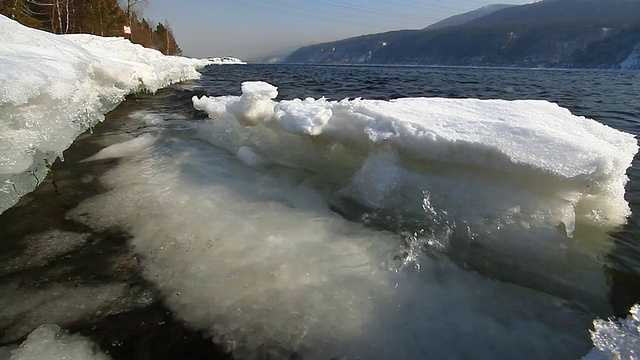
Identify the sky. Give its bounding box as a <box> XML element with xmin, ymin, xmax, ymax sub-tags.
<box><xmin>144</xmin><ymin>0</ymin><xmax>534</xmax><ymax>60</ymax></box>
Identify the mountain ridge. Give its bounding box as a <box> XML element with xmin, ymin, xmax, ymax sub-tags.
<box><xmin>283</xmin><ymin>0</ymin><xmax>640</xmax><ymax>70</ymax></box>
<box><xmin>423</xmin><ymin>4</ymin><xmax>515</xmax><ymax>31</ymax></box>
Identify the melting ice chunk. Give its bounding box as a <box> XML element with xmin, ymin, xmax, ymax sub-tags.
<box><xmin>584</xmin><ymin>304</ymin><xmax>640</xmax><ymax>360</ymax></box>
<box><xmin>82</xmin><ymin>134</ymin><xmax>157</xmax><ymax>162</ymax></box>
<box><xmin>9</xmin><ymin>324</ymin><xmax>110</xmax><ymax>360</ymax></box>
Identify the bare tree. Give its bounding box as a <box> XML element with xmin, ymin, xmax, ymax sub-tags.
<box><xmin>23</xmin><ymin>0</ymin><xmax>74</xmax><ymax>34</ymax></box>
<box><xmin>121</xmin><ymin>0</ymin><xmax>147</xmax><ymax>25</ymax></box>
<box><xmin>164</xmin><ymin>19</ymin><xmax>172</xmax><ymax>54</ymax></box>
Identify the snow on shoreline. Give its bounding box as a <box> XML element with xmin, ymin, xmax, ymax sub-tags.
<box><xmin>0</xmin><ymin>14</ymin><xmax>209</xmax><ymax>214</ymax></box>
<box><xmin>620</xmin><ymin>41</ymin><xmax>640</xmax><ymax>71</ymax></box>
<box><xmin>207</xmin><ymin>56</ymin><xmax>247</xmax><ymax>65</ymax></box>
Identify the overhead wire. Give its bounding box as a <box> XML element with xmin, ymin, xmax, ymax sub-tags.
<box><xmin>319</xmin><ymin>0</ymin><xmax>431</xmax><ymax>22</ymax></box>
<box><xmin>217</xmin><ymin>0</ymin><xmax>372</xmax><ymax>27</ymax></box>
<box><xmin>216</xmin><ymin>0</ymin><xmax>504</xmax><ymax>31</ymax></box>
<box><xmin>221</xmin><ymin>0</ymin><xmax>427</xmax><ymax>29</ymax></box>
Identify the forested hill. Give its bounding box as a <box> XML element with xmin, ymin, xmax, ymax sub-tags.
<box><xmin>284</xmin><ymin>0</ymin><xmax>640</xmax><ymax>70</ymax></box>
<box><xmin>0</xmin><ymin>0</ymin><xmax>182</xmax><ymax>55</ymax></box>
<box><xmin>422</xmin><ymin>4</ymin><xmax>514</xmax><ymax>31</ymax></box>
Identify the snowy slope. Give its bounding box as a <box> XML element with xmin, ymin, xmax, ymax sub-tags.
<box><xmin>0</xmin><ymin>15</ymin><xmax>209</xmax><ymax>214</ymax></box>
<box><xmin>620</xmin><ymin>41</ymin><xmax>640</xmax><ymax>70</ymax></box>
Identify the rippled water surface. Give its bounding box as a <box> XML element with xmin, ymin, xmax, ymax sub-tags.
<box><xmin>1</xmin><ymin>65</ymin><xmax>639</xmax><ymax>359</ymax></box>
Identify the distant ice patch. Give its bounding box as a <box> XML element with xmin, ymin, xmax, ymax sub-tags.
<box><xmin>206</xmin><ymin>56</ymin><xmax>246</xmax><ymax>65</ymax></box>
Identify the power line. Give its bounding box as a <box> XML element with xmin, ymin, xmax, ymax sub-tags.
<box><xmin>319</xmin><ymin>0</ymin><xmax>431</xmax><ymax>22</ymax></box>
<box><xmin>215</xmin><ymin>0</ymin><xmax>501</xmax><ymax>31</ymax></box>
<box><xmin>219</xmin><ymin>0</ymin><xmax>448</xmax><ymax>28</ymax></box>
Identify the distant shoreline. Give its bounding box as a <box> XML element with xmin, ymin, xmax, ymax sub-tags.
<box><xmin>252</xmin><ymin>62</ymin><xmax>640</xmax><ymax>73</ymax></box>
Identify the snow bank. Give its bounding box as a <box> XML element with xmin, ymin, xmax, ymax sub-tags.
<box><xmin>0</xmin><ymin>15</ymin><xmax>208</xmax><ymax>214</ymax></box>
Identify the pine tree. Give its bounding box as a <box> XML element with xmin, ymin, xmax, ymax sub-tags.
<box><xmin>0</xmin><ymin>0</ymin><xmax>182</xmax><ymax>54</ymax></box>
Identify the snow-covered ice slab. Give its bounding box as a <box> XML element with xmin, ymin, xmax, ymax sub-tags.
<box><xmin>0</xmin><ymin>15</ymin><xmax>209</xmax><ymax>214</ymax></box>
<box><xmin>193</xmin><ymin>81</ymin><xmax>638</xmax><ymax>236</ymax></box>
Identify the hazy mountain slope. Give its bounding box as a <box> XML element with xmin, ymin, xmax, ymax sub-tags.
<box><xmin>468</xmin><ymin>0</ymin><xmax>638</xmax><ymax>26</ymax></box>
<box><xmin>423</xmin><ymin>4</ymin><xmax>514</xmax><ymax>31</ymax></box>
<box><xmin>285</xmin><ymin>30</ymin><xmax>417</xmax><ymax>64</ymax></box>
<box><xmin>620</xmin><ymin>40</ymin><xmax>640</xmax><ymax>70</ymax></box>
<box><xmin>284</xmin><ymin>0</ymin><xmax>640</xmax><ymax>69</ymax></box>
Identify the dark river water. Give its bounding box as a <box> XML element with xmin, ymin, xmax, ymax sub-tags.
<box><xmin>1</xmin><ymin>64</ymin><xmax>639</xmax><ymax>360</ymax></box>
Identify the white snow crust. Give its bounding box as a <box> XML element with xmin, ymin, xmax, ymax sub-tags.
<box><xmin>0</xmin><ymin>15</ymin><xmax>208</xmax><ymax>213</ymax></box>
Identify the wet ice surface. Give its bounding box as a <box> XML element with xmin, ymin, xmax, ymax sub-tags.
<box><xmin>1</xmin><ymin>76</ymin><xmax>639</xmax><ymax>359</ymax></box>
<box><xmin>68</xmin><ymin>134</ymin><xmax>594</xmax><ymax>359</ymax></box>
<box><xmin>0</xmin><ymin>91</ymin><xmax>230</xmax><ymax>359</ymax></box>
<box><xmin>1</xmin><ymin>29</ymin><xmax>640</xmax><ymax>357</ymax></box>
<box><xmin>2</xmin><ymin>76</ymin><xmax>639</xmax><ymax>359</ymax></box>
<box><xmin>51</xmin><ymin>76</ymin><xmax>637</xmax><ymax>358</ymax></box>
